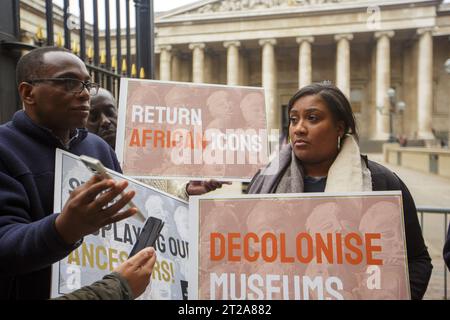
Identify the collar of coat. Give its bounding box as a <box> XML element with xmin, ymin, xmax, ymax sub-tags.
<box><xmin>248</xmin><ymin>134</ymin><xmax>373</xmax><ymax>194</ymax></box>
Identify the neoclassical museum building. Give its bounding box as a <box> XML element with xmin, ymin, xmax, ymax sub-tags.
<box><xmin>154</xmin><ymin>0</ymin><xmax>450</xmax><ymax>146</ymax></box>
<box><xmin>16</xmin><ymin>0</ymin><xmax>450</xmax><ymax>146</ymax></box>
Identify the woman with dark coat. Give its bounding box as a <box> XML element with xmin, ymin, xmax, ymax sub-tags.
<box><xmin>247</xmin><ymin>83</ymin><xmax>432</xmax><ymax>300</ymax></box>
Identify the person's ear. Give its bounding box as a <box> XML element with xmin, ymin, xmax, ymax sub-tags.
<box><xmin>18</xmin><ymin>82</ymin><xmax>35</xmax><ymax>106</ymax></box>
<box><xmin>336</xmin><ymin>120</ymin><xmax>345</xmax><ymax>138</ymax></box>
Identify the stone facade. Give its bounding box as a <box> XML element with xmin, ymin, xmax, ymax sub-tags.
<box><xmin>155</xmin><ymin>0</ymin><xmax>450</xmax><ymax>143</ymax></box>
<box><xmin>18</xmin><ymin>0</ymin><xmax>450</xmax><ymax>144</ymax></box>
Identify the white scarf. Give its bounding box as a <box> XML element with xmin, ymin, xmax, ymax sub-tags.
<box><xmin>325</xmin><ymin>134</ymin><xmax>372</xmax><ymax>192</ymax></box>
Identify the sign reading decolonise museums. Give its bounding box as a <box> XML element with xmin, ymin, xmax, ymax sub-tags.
<box><xmin>189</xmin><ymin>192</ymin><xmax>410</xmax><ymax>300</ymax></box>
<box><xmin>51</xmin><ymin>149</ymin><xmax>189</xmax><ymax>300</ymax></box>
<box><xmin>116</xmin><ymin>79</ymin><xmax>269</xmax><ymax>181</ymax></box>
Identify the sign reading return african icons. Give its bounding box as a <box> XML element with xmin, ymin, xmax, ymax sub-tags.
<box><xmin>51</xmin><ymin>149</ymin><xmax>189</xmax><ymax>300</ymax></box>
<box><xmin>188</xmin><ymin>192</ymin><xmax>411</xmax><ymax>300</ymax></box>
<box><xmin>115</xmin><ymin>78</ymin><xmax>269</xmax><ymax>181</ymax></box>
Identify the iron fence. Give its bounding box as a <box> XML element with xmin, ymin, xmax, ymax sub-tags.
<box><xmin>0</xmin><ymin>0</ymin><xmax>154</xmax><ymax>107</ymax></box>
<box><xmin>417</xmin><ymin>206</ymin><xmax>450</xmax><ymax>300</ymax></box>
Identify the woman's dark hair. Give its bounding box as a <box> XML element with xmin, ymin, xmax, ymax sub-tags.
<box><xmin>287</xmin><ymin>82</ymin><xmax>358</xmax><ymax>140</ymax></box>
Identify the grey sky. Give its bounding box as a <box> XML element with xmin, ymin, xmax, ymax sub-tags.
<box><xmin>53</xmin><ymin>0</ymin><xmax>199</xmax><ymax>29</ymax></box>
<box><xmin>154</xmin><ymin>0</ymin><xmax>199</xmax><ymax>12</ymax></box>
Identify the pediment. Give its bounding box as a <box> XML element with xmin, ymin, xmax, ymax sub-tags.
<box><xmin>187</xmin><ymin>0</ymin><xmax>345</xmax><ymax>14</ymax></box>
<box><xmin>157</xmin><ymin>0</ymin><xmax>377</xmax><ymax>22</ymax></box>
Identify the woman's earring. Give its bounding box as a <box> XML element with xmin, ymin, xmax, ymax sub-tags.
<box><xmin>337</xmin><ymin>136</ymin><xmax>341</xmax><ymax>151</ymax></box>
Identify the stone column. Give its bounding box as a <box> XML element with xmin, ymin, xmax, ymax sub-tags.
<box><xmin>171</xmin><ymin>49</ymin><xmax>180</xmax><ymax>81</ymax></box>
<box><xmin>259</xmin><ymin>38</ymin><xmax>279</xmax><ymax>141</ymax></box>
<box><xmin>296</xmin><ymin>36</ymin><xmax>314</xmax><ymax>88</ymax></box>
<box><xmin>204</xmin><ymin>51</ymin><xmax>213</xmax><ymax>84</ymax></box>
<box><xmin>189</xmin><ymin>43</ymin><xmax>205</xmax><ymax>83</ymax></box>
<box><xmin>373</xmin><ymin>31</ymin><xmax>394</xmax><ymax>140</ymax></box>
<box><xmin>417</xmin><ymin>28</ymin><xmax>434</xmax><ymax>140</ymax></box>
<box><xmin>158</xmin><ymin>45</ymin><xmax>172</xmax><ymax>81</ymax></box>
<box><xmin>240</xmin><ymin>51</ymin><xmax>249</xmax><ymax>86</ymax></box>
<box><xmin>224</xmin><ymin>41</ymin><xmax>241</xmax><ymax>85</ymax></box>
<box><xmin>334</xmin><ymin>33</ymin><xmax>353</xmax><ymax>98</ymax></box>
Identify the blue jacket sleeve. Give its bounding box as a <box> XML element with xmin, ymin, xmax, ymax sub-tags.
<box><xmin>109</xmin><ymin>147</ymin><xmax>122</xmax><ymax>173</ymax></box>
<box><xmin>0</xmin><ymin>170</ymin><xmax>80</xmax><ymax>276</ymax></box>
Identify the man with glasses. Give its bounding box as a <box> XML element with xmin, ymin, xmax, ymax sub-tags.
<box><xmin>0</xmin><ymin>47</ymin><xmax>138</xmax><ymax>299</ymax></box>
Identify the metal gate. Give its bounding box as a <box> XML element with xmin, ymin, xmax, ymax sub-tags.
<box><xmin>0</xmin><ymin>0</ymin><xmax>155</xmax><ymax>123</ymax></box>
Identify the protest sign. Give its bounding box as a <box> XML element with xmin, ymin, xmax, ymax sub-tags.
<box><xmin>188</xmin><ymin>192</ymin><xmax>410</xmax><ymax>300</ymax></box>
<box><xmin>116</xmin><ymin>78</ymin><xmax>269</xmax><ymax>181</ymax></box>
<box><xmin>51</xmin><ymin>149</ymin><xmax>189</xmax><ymax>300</ymax></box>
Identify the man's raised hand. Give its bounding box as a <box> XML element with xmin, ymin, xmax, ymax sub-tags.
<box><xmin>55</xmin><ymin>175</ymin><xmax>137</xmax><ymax>245</ymax></box>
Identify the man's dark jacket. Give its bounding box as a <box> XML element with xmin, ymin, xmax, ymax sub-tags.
<box><xmin>0</xmin><ymin>111</ymin><xmax>121</xmax><ymax>299</ymax></box>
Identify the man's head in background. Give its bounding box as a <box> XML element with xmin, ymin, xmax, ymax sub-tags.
<box><xmin>87</xmin><ymin>88</ymin><xmax>118</xmax><ymax>149</ymax></box>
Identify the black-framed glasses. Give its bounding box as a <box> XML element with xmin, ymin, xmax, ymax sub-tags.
<box><xmin>27</xmin><ymin>78</ymin><xmax>100</xmax><ymax>96</ymax></box>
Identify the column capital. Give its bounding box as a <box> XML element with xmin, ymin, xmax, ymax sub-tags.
<box><xmin>223</xmin><ymin>41</ymin><xmax>241</xmax><ymax>49</ymax></box>
<box><xmin>417</xmin><ymin>27</ymin><xmax>436</xmax><ymax>36</ymax></box>
<box><xmin>334</xmin><ymin>33</ymin><xmax>353</xmax><ymax>42</ymax></box>
<box><xmin>296</xmin><ymin>36</ymin><xmax>314</xmax><ymax>44</ymax></box>
<box><xmin>156</xmin><ymin>45</ymin><xmax>172</xmax><ymax>53</ymax></box>
<box><xmin>258</xmin><ymin>38</ymin><xmax>277</xmax><ymax>47</ymax></box>
<box><xmin>374</xmin><ymin>31</ymin><xmax>395</xmax><ymax>39</ymax></box>
<box><xmin>189</xmin><ymin>42</ymin><xmax>205</xmax><ymax>50</ymax></box>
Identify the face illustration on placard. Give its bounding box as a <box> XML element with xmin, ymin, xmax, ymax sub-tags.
<box><xmin>206</xmin><ymin>91</ymin><xmax>234</xmax><ymax>121</ymax></box>
<box><xmin>359</xmin><ymin>201</ymin><xmax>404</xmax><ymax>265</ymax></box>
<box><xmin>240</xmin><ymin>92</ymin><xmax>266</xmax><ymax>129</ymax></box>
<box><xmin>245</xmin><ymin>200</ymin><xmax>294</xmax><ymax>254</ymax></box>
<box><xmin>174</xmin><ymin>206</ymin><xmax>189</xmax><ymax>240</ymax></box>
<box><xmin>145</xmin><ymin>195</ymin><xmax>166</xmax><ymax>221</ymax></box>
<box><xmin>306</xmin><ymin>201</ymin><xmax>359</xmax><ymax>237</ymax></box>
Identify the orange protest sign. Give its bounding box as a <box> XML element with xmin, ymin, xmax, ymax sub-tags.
<box><xmin>189</xmin><ymin>192</ymin><xmax>410</xmax><ymax>300</ymax></box>
<box><xmin>116</xmin><ymin>79</ymin><xmax>270</xmax><ymax>181</ymax></box>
